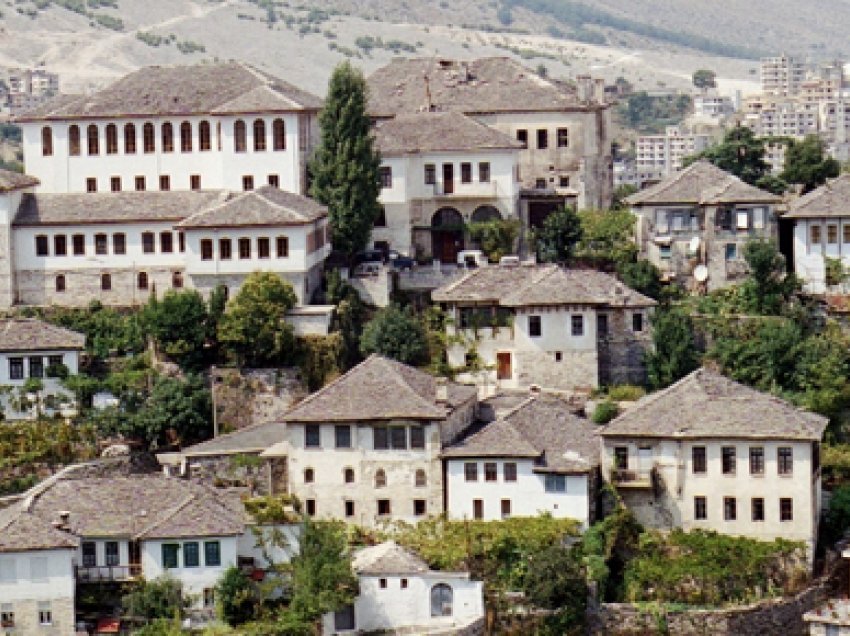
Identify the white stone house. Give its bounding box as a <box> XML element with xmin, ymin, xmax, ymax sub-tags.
<box><xmin>276</xmin><ymin>355</ymin><xmax>478</xmax><ymax>527</ymax></box>
<box><xmin>372</xmin><ymin>111</ymin><xmax>522</xmax><ymax>263</ymax></box>
<box><xmin>600</xmin><ymin>368</ymin><xmax>828</xmax><ymax>560</ymax></box>
<box><xmin>322</xmin><ymin>541</ymin><xmax>484</xmax><ymax>635</ymax></box>
<box><xmin>627</xmin><ymin>160</ymin><xmax>782</xmax><ymax>291</ymax></box>
<box><xmin>443</xmin><ymin>394</ymin><xmax>600</xmax><ymax>526</ymax></box>
<box><xmin>15</xmin><ymin>62</ymin><xmax>322</xmax><ymax>196</ymax></box>
<box><xmin>432</xmin><ymin>264</ymin><xmax>656</xmax><ymax>392</ymax></box>
<box><xmin>784</xmin><ymin>173</ymin><xmax>850</xmax><ymax>294</ymax></box>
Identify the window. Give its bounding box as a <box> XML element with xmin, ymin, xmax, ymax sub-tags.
<box><xmin>69</xmin><ymin>124</ymin><xmax>81</xmax><ymax>156</ymax></box>
<box><xmin>236</xmin><ymin>237</ymin><xmax>251</xmax><ymax>259</ymax></box>
<box><xmin>545</xmin><ymin>474</ymin><xmax>567</xmax><ymax>493</ymax></box>
<box><xmin>200</xmin><ymin>239</ymin><xmax>214</xmax><ymax>261</ymax></box>
<box><xmin>692</xmin><ymin>446</ymin><xmax>707</xmax><ymax>473</ymax></box>
<box><xmin>694</xmin><ymin>496</ymin><xmax>707</xmax><ymax>520</ymax></box>
<box><xmin>203</xmin><ymin>588</ymin><xmax>215</xmax><ymax>608</ymax></box>
<box><xmin>725</xmin><ymin>243</ymin><xmax>738</xmax><ymax>260</ymax></box>
<box><xmin>345</xmin><ymin>500</ymin><xmax>355</xmax><ymax>517</ymax></box>
<box><xmin>162</xmin><ymin>543</ymin><xmax>179</xmax><ymax>569</ymax></box>
<box><xmin>174</xmin><ymin>271</ymin><xmax>185</xmax><ymax>289</ymax></box>
<box><xmin>143</xmin><ymin>122</ymin><xmax>155</xmax><ymax>153</ymax></box>
<box><xmin>35</xmin><ymin>235</ymin><xmax>49</xmax><ymax>256</ymax></box>
<box><xmin>160</xmin><ymin>232</ymin><xmax>173</xmax><ymax>253</ymax></box>
<box><xmin>414</xmin><ymin>499</ymin><xmax>427</xmax><ymax>516</ymax></box>
<box><xmin>306</xmin><ymin>499</ymin><xmax>316</xmax><ymax>516</ymax></box>
<box><xmin>721</xmin><ymin>446</ymin><xmax>736</xmax><ymax>474</ymax></box>
<box><xmin>557</xmin><ymin>127</ymin><xmax>569</xmax><ymax>147</ymax></box>
<box><xmin>537</xmin><ymin>128</ymin><xmax>548</xmax><ymax>149</ymax></box>
<box><xmin>659</xmin><ymin>244</ymin><xmax>672</xmax><ymax>259</ymax></box>
<box><xmin>42</xmin><ymin>126</ymin><xmax>53</xmax><ymax>156</ymax></box>
<box><xmin>257</xmin><ymin>237</ymin><xmax>270</xmax><ymax>259</ymax></box>
<box><xmin>305</xmin><ymin>424</ymin><xmax>321</xmax><ymax>448</ymax></box>
<box><xmin>724</xmin><ymin>497</ymin><xmax>737</xmax><ymax>521</ymax></box>
<box><xmin>304</xmin><ymin>468</ymin><xmax>314</xmax><ymax>483</ymax></box>
<box><xmin>614</xmin><ymin>447</ymin><xmax>628</xmax><ymax>470</ymax></box>
<box><xmin>242</xmin><ymin>175</ymin><xmax>254</xmax><ymax>191</ymax></box>
<box><xmin>431</xmin><ymin>584</ymin><xmax>454</xmax><ymax>617</ymax></box>
<box><xmin>179</xmin><ymin>232</ymin><xmax>185</xmax><ymax>253</ymax></box>
<box><xmin>390</xmin><ymin>426</ymin><xmax>407</xmax><ymax>450</ymax></box>
<box><xmin>344</xmin><ymin>467</ymin><xmax>355</xmax><ymax>484</ymax></box>
<box><xmin>86</xmin><ymin>177</ymin><xmax>97</xmax><ymax>193</ymax></box>
<box><xmin>1</xmin><ymin>605</ymin><xmax>14</xmax><ymax>628</ymax></box>
<box><xmin>536</xmin><ymin>179</ymin><xmax>547</xmax><ymax>189</ymax></box>
<box><xmin>501</xmin><ymin>499</ymin><xmax>512</xmax><ymax>519</ymax></box>
<box><xmin>87</xmin><ymin>124</ymin><xmax>99</xmax><ymax>155</ymax></box>
<box><xmin>9</xmin><ymin>358</ymin><xmax>23</xmax><ymax>381</ymax></box>
<box><xmin>273</xmin><ymin>118</ymin><xmax>286</xmax><ymax>150</ymax></box>
<box><xmin>190</xmin><ymin>174</ymin><xmax>201</xmax><ymax>190</ymax></box>
<box><xmin>268</xmin><ymin>174</ymin><xmax>279</xmax><ymax>188</ymax></box>
<box><xmin>73</xmin><ymin>234</ymin><xmax>85</xmax><ymax>255</ymax></box>
<box><xmin>377</xmin><ymin>499</ymin><xmax>391</xmax><ymax>516</ymax></box>
<box><xmin>105</xmin><ymin>541</ymin><xmax>119</xmax><ymax>566</ymax></box>
<box><xmin>478</xmin><ymin>162</ymin><xmax>490</xmax><ymax>182</ymax></box>
<box><xmin>504</xmin><ymin>462</ymin><xmax>517</xmax><ymax>482</ymax></box>
<box><xmin>844</xmin><ymin>225</ymin><xmax>850</xmax><ymax>245</ymax></box>
<box><xmin>161</xmin><ymin>122</ymin><xmax>174</xmax><ymax>153</ymax></box>
<box><xmin>82</xmin><ymin>541</ymin><xmax>97</xmax><ymax>567</ymax></box>
<box><xmin>125</xmin><ymin>123</ymin><xmax>136</xmax><ymax>154</ymax></box>
<box><xmin>780</xmin><ymin>498</ymin><xmax>793</xmax><ymax>521</ymax></box>
<box><xmin>375</xmin><ymin>468</ymin><xmax>387</xmax><ymax>488</ymax></box>
<box><xmin>142</xmin><ymin>232</ymin><xmax>155</xmax><ymax>254</ymax></box>
<box><xmin>138</xmin><ymin>272</ymin><xmax>149</xmax><ymax>290</ymax></box>
<box><xmin>379</xmin><ymin>578</ymin><xmax>388</xmax><ymax>589</ymax></box>
<box><xmin>632</xmin><ymin>313</ymin><xmax>644</xmax><ymax>332</ymax></box>
<box><xmin>828</xmin><ymin>224</ymin><xmax>839</xmax><ymax>245</ymax></box>
<box><xmin>335</xmin><ymin>425</ymin><xmax>352</xmax><ymax>448</ymax></box>
<box><xmin>111</xmin><ymin>176</ymin><xmax>121</xmax><ymax>192</ymax></box>
<box><xmin>571</xmin><ymin>314</ymin><xmax>584</xmax><ymax>336</ymax></box>
<box><xmin>752</xmin><ymin>498</ymin><xmax>765</xmax><ymax>521</ymax></box>
<box><xmin>159</xmin><ymin>175</ymin><xmax>170</xmax><ymax>191</ymax></box>
<box><xmin>180</xmin><ymin>121</ymin><xmax>192</xmax><ymax>152</ymax></box>
<box><xmin>529</xmin><ymin>315</ymin><xmax>542</xmax><ymax>337</ymax></box>
<box><xmin>47</xmin><ymin>355</ymin><xmax>63</xmax><ymax>371</ymax></box>
<box><xmin>410</xmin><ymin>426</ymin><xmax>425</xmax><ymax>449</ymax></box>
<box><xmin>425</xmin><ymin>163</ymin><xmax>436</xmax><ymax>184</ymax></box>
<box><xmin>253</xmin><ymin>119</ymin><xmax>266</xmax><ymax>151</ymax></box>
<box><xmin>516</xmin><ymin>129</ymin><xmax>528</xmax><ymax>147</ymax></box>
<box><xmin>106</xmin><ymin>123</ymin><xmax>118</xmax><ymax>154</ymax></box>
<box><xmin>95</xmin><ymin>233</ymin><xmax>108</xmax><ymax>255</ymax></box>
<box><xmin>749</xmin><ymin>447</ymin><xmax>765</xmax><ymax>475</ymax></box>
<box><xmin>29</xmin><ymin>357</ymin><xmax>43</xmax><ymax>379</ymax></box>
<box><xmin>209</xmin><ymin>239</ymin><xmax>227</xmax><ymax>262</ymax></box>
<box><xmin>559</xmin><ymin>176</ymin><xmax>570</xmax><ymax>187</ymax></box>
<box><xmin>461</xmin><ymin>162</ymin><xmax>472</xmax><ymax>183</ymax></box>
<box><xmin>204</xmin><ymin>541</ymin><xmax>221</xmax><ymax>566</ymax></box>
<box><xmin>415</xmin><ymin>469</ymin><xmax>427</xmax><ymax>487</ymax></box>
<box><xmin>38</xmin><ymin>603</ymin><xmax>51</xmax><ymax>626</ymax></box>
<box><xmin>379</xmin><ymin>166</ymin><xmax>392</xmax><ymax>188</ymax></box>
<box><xmin>778</xmin><ymin>447</ymin><xmax>793</xmax><ymax>475</ymax></box>
<box><xmin>55</xmin><ymin>275</ymin><xmax>66</xmax><ymax>293</ymax></box>
<box><xmin>811</xmin><ymin>224</ymin><xmax>822</xmax><ymax>245</ymax></box>
<box><xmin>101</xmin><ymin>273</ymin><xmax>112</xmax><ymax>291</ymax></box>
<box><xmin>597</xmin><ymin>314</ymin><xmax>609</xmax><ymax>337</ymax></box>
<box><xmin>374</xmin><ymin>427</ymin><xmax>388</xmax><ymax>450</ymax></box>
<box><xmin>276</xmin><ymin>236</ymin><xmax>289</xmax><ymax>258</ymax></box>
<box><xmin>473</xmin><ymin>499</ymin><xmax>484</xmax><ymax>519</ymax></box>
<box><xmin>135</xmin><ymin>176</ymin><xmax>146</xmax><ymax>191</ymax></box>
<box><xmin>234</xmin><ymin>120</ymin><xmax>247</xmax><ymax>152</ymax></box>
<box><xmin>464</xmin><ymin>462</ymin><xmax>478</xmax><ymax>482</ymax></box>
<box><xmin>112</xmin><ymin>233</ymin><xmax>126</xmax><ymax>255</ymax></box>
<box><xmin>485</xmin><ymin>462</ymin><xmax>498</xmax><ymax>482</ymax></box>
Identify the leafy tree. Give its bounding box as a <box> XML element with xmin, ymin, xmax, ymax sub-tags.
<box><xmin>645</xmin><ymin>306</ymin><xmax>699</xmax><ymax>390</ymax></box>
<box><xmin>467</xmin><ymin>218</ymin><xmax>520</xmax><ymax>262</ymax></box>
<box><xmin>360</xmin><ymin>304</ymin><xmax>428</xmax><ymax>366</ymax></box>
<box><xmin>692</xmin><ymin>69</ymin><xmax>717</xmax><ymax>89</ymax></box>
<box><xmin>523</xmin><ymin>546</ymin><xmax>587</xmax><ymax>635</ymax></box>
<box><xmin>576</xmin><ymin>208</ymin><xmax>638</xmax><ymax>268</ymax></box>
<box><xmin>326</xmin><ymin>269</ymin><xmax>367</xmax><ymax>371</ymax></box>
<box><xmin>218</xmin><ymin>272</ymin><xmax>297</xmax><ymax>367</ymax></box>
<box><xmin>686</xmin><ymin>126</ymin><xmax>772</xmax><ymax>188</ymax></box>
<box><xmin>612</xmin><ymin>183</ymin><xmax>638</xmax><ymax>209</ymax></box>
<box><xmin>310</xmin><ymin>62</ymin><xmax>382</xmax><ymax>257</ymax></box>
<box><xmin>122</xmin><ymin>575</ymin><xmax>188</xmax><ymax>621</ymax></box>
<box><xmin>534</xmin><ymin>206</ymin><xmax>583</xmax><ymax>263</ymax></box>
<box><xmin>143</xmin><ymin>290</ymin><xmax>209</xmax><ymax>370</ymax></box>
<box><xmin>216</xmin><ymin>566</ymin><xmax>258</xmax><ymax>626</ymax></box>
<box><xmin>592</xmin><ymin>400</ymin><xmax>619</xmax><ymax>424</ymax></box>
<box><xmin>206</xmin><ymin>284</ymin><xmax>229</xmax><ymax>350</ymax></box>
<box><xmin>780</xmin><ymin>134</ymin><xmax>840</xmax><ymax>194</ymax></box>
<box><xmin>740</xmin><ymin>239</ymin><xmax>797</xmax><ymax>315</ymax></box>
<box><xmin>616</xmin><ymin>259</ymin><xmax>662</xmax><ymax>300</ymax></box>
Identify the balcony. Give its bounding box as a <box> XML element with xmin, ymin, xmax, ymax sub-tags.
<box><xmin>612</xmin><ymin>467</ymin><xmax>655</xmax><ymax>489</ymax></box>
<box><xmin>428</xmin><ymin>181</ymin><xmax>499</xmax><ymax>199</ymax></box>
<box><xmin>75</xmin><ymin>564</ymin><xmax>142</xmax><ymax>582</ymax></box>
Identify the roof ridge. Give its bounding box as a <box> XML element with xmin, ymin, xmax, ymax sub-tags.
<box><xmin>133</xmin><ymin>492</ymin><xmax>196</xmax><ymax>539</ymax></box>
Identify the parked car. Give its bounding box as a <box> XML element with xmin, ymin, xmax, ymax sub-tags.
<box><xmin>352</xmin><ymin>249</ymin><xmax>385</xmax><ymax>267</ymax></box>
<box><xmin>388</xmin><ymin>251</ymin><xmax>415</xmax><ymax>271</ymax></box>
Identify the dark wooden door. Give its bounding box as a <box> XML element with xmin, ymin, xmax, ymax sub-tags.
<box><xmin>496</xmin><ymin>352</ymin><xmax>512</xmax><ymax>380</ymax></box>
<box><xmin>443</xmin><ymin>163</ymin><xmax>454</xmax><ymax>194</ymax></box>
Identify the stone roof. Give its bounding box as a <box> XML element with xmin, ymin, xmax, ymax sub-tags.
<box><xmin>0</xmin><ymin>318</ymin><xmax>85</xmax><ymax>352</ymax></box>
<box><xmin>601</xmin><ymin>368</ymin><xmax>828</xmax><ymax>441</ymax></box>
<box><xmin>625</xmin><ymin>161</ymin><xmax>781</xmax><ymax>206</ymax></box>
<box><xmin>0</xmin><ymin>503</ymin><xmax>78</xmax><ymax>553</ymax></box>
<box><xmin>181</xmin><ymin>420</ymin><xmax>287</xmax><ymax>457</ymax></box>
<box><xmin>283</xmin><ymin>354</ymin><xmax>477</xmax><ymax>423</ymax></box>
<box><xmin>367</xmin><ymin>57</ymin><xmax>588</xmax><ymax>117</ymax></box>
<box><xmin>432</xmin><ymin>264</ymin><xmax>656</xmax><ymax>308</ymax></box>
<box><xmin>16</xmin><ymin>62</ymin><xmax>322</xmax><ymax>121</ymax></box>
<box><xmin>443</xmin><ymin>394</ymin><xmax>599</xmax><ymax>474</ymax></box>
<box><xmin>373</xmin><ymin>111</ymin><xmax>522</xmax><ymax>155</ymax></box>
<box><xmin>352</xmin><ymin>541</ymin><xmax>430</xmax><ymax>575</ymax></box>
<box><xmin>0</xmin><ymin>168</ymin><xmax>39</xmax><ymax>193</ymax></box>
<box><xmin>176</xmin><ymin>186</ymin><xmax>327</xmax><ymax>229</ymax></box>
<box><xmin>785</xmin><ymin>173</ymin><xmax>850</xmax><ymax>218</ymax></box>
<box><xmin>13</xmin><ymin>190</ymin><xmax>227</xmax><ymax>227</ymax></box>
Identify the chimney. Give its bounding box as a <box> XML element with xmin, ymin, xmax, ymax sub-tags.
<box><xmin>576</xmin><ymin>75</ymin><xmax>592</xmax><ymax>103</ymax></box>
<box><xmin>593</xmin><ymin>78</ymin><xmax>606</xmax><ymax>104</ymax></box>
<box><xmin>436</xmin><ymin>378</ymin><xmax>448</xmax><ymax>404</ymax></box>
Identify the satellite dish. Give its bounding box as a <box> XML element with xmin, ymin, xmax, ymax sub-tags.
<box><xmin>689</xmin><ymin>236</ymin><xmax>701</xmax><ymax>254</ymax></box>
<box><xmin>694</xmin><ymin>265</ymin><xmax>709</xmax><ymax>282</ymax></box>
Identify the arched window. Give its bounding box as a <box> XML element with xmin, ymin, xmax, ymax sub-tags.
<box><xmin>69</xmin><ymin>125</ymin><xmax>81</xmax><ymax>156</ymax></box>
<box><xmin>137</xmin><ymin>272</ymin><xmax>148</xmax><ymax>290</ymax></box>
<box><xmin>162</xmin><ymin>122</ymin><xmax>174</xmax><ymax>153</ymax></box>
<box><xmin>431</xmin><ymin>584</ymin><xmax>453</xmax><ymax>617</ymax></box>
<box><xmin>105</xmin><ymin>124</ymin><xmax>118</xmax><ymax>154</ymax></box>
<box><xmin>234</xmin><ymin>120</ymin><xmax>247</xmax><ymax>152</ymax></box>
<box><xmin>304</xmin><ymin>468</ymin><xmax>314</xmax><ymax>483</ymax></box>
<box><xmin>471</xmin><ymin>205</ymin><xmax>502</xmax><ymax>224</ymax></box>
<box><xmin>124</xmin><ymin>123</ymin><xmax>136</xmax><ymax>154</ymax></box>
<box><xmin>143</xmin><ymin>123</ymin><xmax>155</xmax><ymax>153</ymax></box>
<box><xmin>375</xmin><ymin>469</ymin><xmax>386</xmax><ymax>488</ymax></box>
<box><xmin>253</xmin><ymin>119</ymin><xmax>266</xmax><ymax>151</ymax></box>
<box><xmin>180</xmin><ymin>121</ymin><xmax>192</xmax><ymax>152</ymax></box>
<box><xmin>172</xmin><ymin>271</ymin><xmax>183</xmax><ymax>289</ymax></box>
<box><xmin>100</xmin><ymin>273</ymin><xmax>111</xmax><ymax>291</ymax></box>
<box><xmin>41</xmin><ymin>127</ymin><xmax>53</xmax><ymax>157</ymax></box>
<box><xmin>87</xmin><ymin>124</ymin><xmax>99</xmax><ymax>155</ymax></box>
<box><xmin>415</xmin><ymin>469</ymin><xmax>427</xmax><ymax>487</ymax></box>
<box><xmin>272</xmin><ymin>118</ymin><xmax>286</xmax><ymax>150</ymax></box>
<box><xmin>55</xmin><ymin>275</ymin><xmax>66</xmax><ymax>293</ymax></box>
<box><xmin>344</xmin><ymin>468</ymin><xmax>355</xmax><ymax>484</ymax></box>
<box><xmin>199</xmin><ymin>121</ymin><xmax>211</xmax><ymax>151</ymax></box>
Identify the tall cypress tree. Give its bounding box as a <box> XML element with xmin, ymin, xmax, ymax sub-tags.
<box><xmin>310</xmin><ymin>62</ymin><xmax>381</xmax><ymax>257</ymax></box>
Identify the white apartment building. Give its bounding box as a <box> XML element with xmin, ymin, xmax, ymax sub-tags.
<box><xmin>761</xmin><ymin>54</ymin><xmax>807</xmax><ymax>97</ymax></box>
<box><xmin>635</xmin><ymin>126</ymin><xmax>714</xmax><ymax>177</ymax></box>
<box><xmin>601</xmin><ymin>368</ymin><xmax>828</xmax><ymax>560</ymax></box>
<box><xmin>693</xmin><ymin>93</ymin><xmax>735</xmax><ymax>120</ymax></box>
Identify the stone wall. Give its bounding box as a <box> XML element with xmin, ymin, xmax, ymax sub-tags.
<box><xmin>187</xmin><ymin>454</ymin><xmax>287</xmax><ymax>495</ymax></box>
<box><xmin>598</xmin><ymin>307</ymin><xmax>653</xmax><ymax>386</ymax></box>
<box><xmin>514</xmin><ymin>348</ymin><xmax>599</xmax><ymax>391</ymax></box>
<box><xmin>6</xmin><ymin>597</ymin><xmax>75</xmax><ymax>636</ymax></box>
<box><xmin>349</xmin><ymin>267</ymin><xmax>392</xmax><ymax>307</ymax></box>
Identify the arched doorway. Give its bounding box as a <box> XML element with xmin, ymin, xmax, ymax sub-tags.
<box><xmin>471</xmin><ymin>205</ymin><xmax>502</xmax><ymax>224</ymax></box>
<box><xmin>432</xmin><ymin>207</ymin><xmax>464</xmax><ymax>264</ymax></box>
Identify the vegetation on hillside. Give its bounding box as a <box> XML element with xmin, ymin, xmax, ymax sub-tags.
<box><xmin>617</xmin><ymin>92</ymin><xmax>693</xmax><ymax>135</ymax></box>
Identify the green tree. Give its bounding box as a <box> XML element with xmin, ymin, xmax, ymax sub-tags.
<box><xmin>523</xmin><ymin>546</ymin><xmax>587</xmax><ymax>635</ymax></box>
<box><xmin>326</xmin><ymin>269</ymin><xmax>367</xmax><ymax>370</ymax></box>
<box><xmin>216</xmin><ymin>566</ymin><xmax>257</xmax><ymax>626</ymax></box>
<box><xmin>534</xmin><ymin>206</ymin><xmax>583</xmax><ymax>263</ymax></box>
<box><xmin>612</xmin><ymin>183</ymin><xmax>638</xmax><ymax>209</ymax></box>
<box><xmin>616</xmin><ymin>259</ymin><xmax>662</xmax><ymax>300</ymax></box>
<box><xmin>740</xmin><ymin>239</ymin><xmax>797</xmax><ymax>315</ymax></box>
<box><xmin>576</xmin><ymin>208</ymin><xmax>638</xmax><ymax>268</ymax></box>
<box><xmin>310</xmin><ymin>62</ymin><xmax>382</xmax><ymax>257</ymax></box>
<box><xmin>207</xmin><ymin>284</ymin><xmax>229</xmax><ymax>348</ymax></box>
<box><xmin>686</xmin><ymin>127</ymin><xmax>772</xmax><ymax>188</ymax></box>
<box><xmin>780</xmin><ymin>134</ymin><xmax>840</xmax><ymax>194</ymax></box>
<box><xmin>218</xmin><ymin>272</ymin><xmax>297</xmax><ymax>367</ymax></box>
<box><xmin>645</xmin><ymin>306</ymin><xmax>699</xmax><ymax>390</ymax></box>
<box><xmin>143</xmin><ymin>290</ymin><xmax>209</xmax><ymax>370</ymax></box>
<box><xmin>467</xmin><ymin>218</ymin><xmax>520</xmax><ymax>262</ymax></box>
<box><xmin>592</xmin><ymin>400</ymin><xmax>619</xmax><ymax>424</ymax></box>
<box><xmin>692</xmin><ymin>69</ymin><xmax>717</xmax><ymax>89</ymax></box>
<box><xmin>360</xmin><ymin>304</ymin><xmax>428</xmax><ymax>365</ymax></box>
<box><xmin>122</xmin><ymin>575</ymin><xmax>188</xmax><ymax>621</ymax></box>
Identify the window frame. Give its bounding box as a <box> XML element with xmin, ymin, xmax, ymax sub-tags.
<box><xmin>721</xmin><ymin>446</ymin><xmax>736</xmax><ymax>475</ymax></box>
<box><xmin>113</xmin><ymin>233</ymin><xmax>126</xmax><ymax>255</ymax></box>
<box><xmin>161</xmin><ymin>543</ymin><xmax>179</xmax><ymax>569</ymax></box>
<box><xmin>528</xmin><ymin>315</ymin><xmax>542</xmax><ymax>337</ymax></box>
<box><xmin>778</xmin><ymin>447</ymin><xmax>794</xmax><ymax>475</ymax></box>
<box><xmin>504</xmin><ymin>462</ymin><xmax>517</xmax><ymax>482</ymax></box>
<box><xmin>692</xmin><ymin>446</ymin><xmax>707</xmax><ymax>474</ymax></box>
<box><xmin>464</xmin><ymin>462</ymin><xmax>478</xmax><ymax>482</ymax></box>
<box><xmin>142</xmin><ymin>232</ymin><xmax>156</xmax><ymax>254</ymax></box>
<box><xmin>305</xmin><ymin>424</ymin><xmax>321</xmax><ymax>448</ymax></box>
<box><xmin>749</xmin><ymin>447</ymin><xmax>765</xmax><ymax>475</ymax></box>
<box><xmin>752</xmin><ymin>497</ymin><xmax>765</xmax><ymax>522</ymax></box>
<box><xmin>183</xmin><ymin>541</ymin><xmax>200</xmax><ymax>568</ymax></box>
<box><xmin>723</xmin><ymin>496</ymin><xmax>737</xmax><ymax>521</ymax></box>
<box><xmin>335</xmin><ymin>425</ymin><xmax>352</xmax><ymax>449</ymax></box>
<box><xmin>694</xmin><ymin>495</ymin><xmax>707</xmax><ymax>520</ymax></box>
<box><xmin>204</xmin><ymin>541</ymin><xmax>221</xmax><ymax>567</ymax></box>
<box><xmin>200</xmin><ymin>239</ymin><xmax>214</xmax><ymax>261</ymax></box>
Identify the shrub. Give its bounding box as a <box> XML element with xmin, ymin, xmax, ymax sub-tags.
<box><xmin>592</xmin><ymin>400</ymin><xmax>619</xmax><ymax>424</ymax></box>
<box><xmin>122</xmin><ymin>575</ymin><xmax>188</xmax><ymax>621</ymax></box>
<box><xmin>216</xmin><ymin>566</ymin><xmax>257</xmax><ymax>626</ymax></box>
<box><xmin>607</xmin><ymin>385</ymin><xmax>645</xmax><ymax>401</ymax></box>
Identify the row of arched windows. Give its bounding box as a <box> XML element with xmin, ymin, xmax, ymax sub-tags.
<box><xmin>302</xmin><ymin>467</ymin><xmax>428</xmax><ymax>488</ymax></box>
<box><xmin>53</xmin><ymin>271</ymin><xmax>183</xmax><ymax>293</ymax></box>
<box><xmin>45</xmin><ymin>118</ymin><xmax>287</xmax><ymax>157</ymax></box>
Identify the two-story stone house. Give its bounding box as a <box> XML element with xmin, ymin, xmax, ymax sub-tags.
<box><xmin>600</xmin><ymin>368</ymin><xmax>828</xmax><ymax>559</ymax></box>
<box><xmin>432</xmin><ymin>264</ymin><xmax>655</xmax><ymax>391</ymax></box>
<box><xmin>627</xmin><ymin>160</ymin><xmax>782</xmax><ymax>291</ymax></box>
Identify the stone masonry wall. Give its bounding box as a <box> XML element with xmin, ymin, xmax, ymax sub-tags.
<box><xmin>15</xmin><ymin>267</ymin><xmax>181</xmax><ymax>307</ymax></box>
<box><xmin>598</xmin><ymin>307</ymin><xmax>653</xmax><ymax>387</ymax></box>
<box><xmin>514</xmin><ymin>348</ymin><xmax>599</xmax><ymax>391</ymax></box>
<box><xmin>8</xmin><ymin>597</ymin><xmax>75</xmax><ymax>636</ymax></box>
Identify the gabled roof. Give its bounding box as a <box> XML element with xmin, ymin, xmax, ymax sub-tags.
<box><xmin>432</xmin><ymin>264</ymin><xmax>656</xmax><ymax>308</ymax></box>
<box><xmin>0</xmin><ymin>503</ymin><xmax>78</xmax><ymax>553</ymax></box>
<box><xmin>373</xmin><ymin>111</ymin><xmax>522</xmax><ymax>155</ymax></box>
<box><xmin>785</xmin><ymin>173</ymin><xmax>850</xmax><ymax>218</ymax></box>
<box><xmin>0</xmin><ymin>318</ymin><xmax>85</xmax><ymax>352</ymax></box>
<box><xmin>180</xmin><ymin>420</ymin><xmax>287</xmax><ymax>457</ymax></box>
<box><xmin>367</xmin><ymin>57</ymin><xmax>589</xmax><ymax>117</ymax></box>
<box><xmin>0</xmin><ymin>168</ymin><xmax>39</xmax><ymax>193</ymax></box>
<box><xmin>352</xmin><ymin>541</ymin><xmax>429</xmax><ymax>575</ymax></box>
<box><xmin>625</xmin><ymin>161</ymin><xmax>781</xmax><ymax>206</ymax></box>
<box><xmin>443</xmin><ymin>395</ymin><xmax>599</xmax><ymax>474</ymax></box>
<box><xmin>601</xmin><ymin>368</ymin><xmax>828</xmax><ymax>441</ymax></box>
<box><xmin>16</xmin><ymin>62</ymin><xmax>322</xmax><ymax>122</ymax></box>
<box><xmin>282</xmin><ymin>354</ymin><xmax>476</xmax><ymax>423</ymax></box>
<box><xmin>176</xmin><ymin>186</ymin><xmax>327</xmax><ymax>229</ymax></box>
